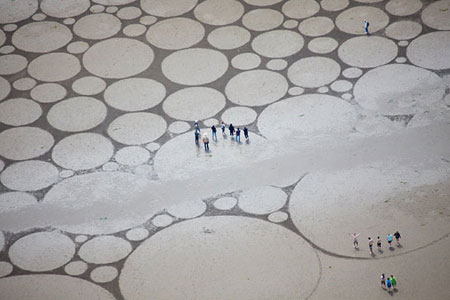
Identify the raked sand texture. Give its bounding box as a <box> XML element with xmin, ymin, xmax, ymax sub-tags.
<box><xmin>0</xmin><ymin>0</ymin><xmax>450</xmax><ymax>299</ymax></box>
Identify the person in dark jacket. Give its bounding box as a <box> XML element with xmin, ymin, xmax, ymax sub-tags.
<box><xmin>211</xmin><ymin>125</ymin><xmax>217</xmax><ymax>140</ymax></box>
<box><xmin>229</xmin><ymin>123</ymin><xmax>235</xmax><ymax>136</ymax></box>
<box><xmin>243</xmin><ymin>127</ymin><xmax>249</xmax><ymax>140</ymax></box>
<box><xmin>194</xmin><ymin>130</ymin><xmax>200</xmax><ymax>145</ymax></box>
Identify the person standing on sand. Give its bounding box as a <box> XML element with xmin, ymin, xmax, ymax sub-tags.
<box><xmin>195</xmin><ymin>130</ymin><xmax>200</xmax><ymax>145</ymax></box>
<box><xmin>364</xmin><ymin>20</ymin><xmax>370</xmax><ymax>35</ymax></box>
<box><xmin>243</xmin><ymin>127</ymin><xmax>249</xmax><ymax>140</ymax></box>
<box><xmin>390</xmin><ymin>275</ymin><xmax>397</xmax><ymax>289</ymax></box>
<box><xmin>211</xmin><ymin>125</ymin><xmax>217</xmax><ymax>141</ymax></box>
<box><xmin>202</xmin><ymin>134</ymin><xmax>209</xmax><ymax>151</ymax></box>
<box><xmin>236</xmin><ymin>128</ymin><xmax>241</xmax><ymax>143</ymax></box>
<box><xmin>381</xmin><ymin>274</ymin><xmax>386</xmax><ymax>288</ymax></box>
<box><xmin>368</xmin><ymin>237</ymin><xmax>374</xmax><ymax>254</ymax></box>
<box><xmin>377</xmin><ymin>236</ymin><xmax>382</xmax><ymax>250</ymax></box>
<box><xmin>394</xmin><ymin>231</ymin><xmax>401</xmax><ymax>245</ymax></box>
<box><xmin>229</xmin><ymin>123</ymin><xmax>235</xmax><ymax>137</ymax></box>
<box><xmin>386</xmin><ymin>277</ymin><xmax>392</xmax><ymax>291</ymax></box>
<box><xmin>194</xmin><ymin>120</ymin><xmax>200</xmax><ymax>133</ymax></box>
<box><xmin>351</xmin><ymin>233</ymin><xmax>360</xmax><ymax>248</ymax></box>
<box><xmin>221</xmin><ymin>121</ymin><xmax>226</xmax><ymax>136</ymax></box>
<box><xmin>387</xmin><ymin>233</ymin><xmax>393</xmax><ymax>247</ymax></box>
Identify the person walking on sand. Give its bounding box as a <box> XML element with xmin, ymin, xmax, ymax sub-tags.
<box><xmin>368</xmin><ymin>237</ymin><xmax>374</xmax><ymax>254</ymax></box>
<box><xmin>351</xmin><ymin>233</ymin><xmax>360</xmax><ymax>248</ymax></box>
<box><xmin>194</xmin><ymin>120</ymin><xmax>200</xmax><ymax>133</ymax></box>
<box><xmin>394</xmin><ymin>231</ymin><xmax>401</xmax><ymax>245</ymax></box>
<box><xmin>229</xmin><ymin>123</ymin><xmax>235</xmax><ymax>137</ymax></box>
<box><xmin>387</xmin><ymin>233</ymin><xmax>393</xmax><ymax>247</ymax></box>
<box><xmin>377</xmin><ymin>236</ymin><xmax>382</xmax><ymax>250</ymax></box>
<box><xmin>236</xmin><ymin>128</ymin><xmax>241</xmax><ymax>143</ymax></box>
<box><xmin>390</xmin><ymin>275</ymin><xmax>397</xmax><ymax>289</ymax></box>
<box><xmin>202</xmin><ymin>134</ymin><xmax>209</xmax><ymax>151</ymax></box>
<box><xmin>221</xmin><ymin>121</ymin><xmax>226</xmax><ymax>136</ymax></box>
<box><xmin>195</xmin><ymin>130</ymin><xmax>200</xmax><ymax>145</ymax></box>
<box><xmin>243</xmin><ymin>127</ymin><xmax>249</xmax><ymax>140</ymax></box>
<box><xmin>386</xmin><ymin>277</ymin><xmax>392</xmax><ymax>291</ymax></box>
<box><xmin>381</xmin><ymin>274</ymin><xmax>386</xmax><ymax>288</ymax></box>
<box><xmin>211</xmin><ymin>125</ymin><xmax>217</xmax><ymax>141</ymax></box>
<box><xmin>364</xmin><ymin>20</ymin><xmax>370</xmax><ymax>35</ymax></box>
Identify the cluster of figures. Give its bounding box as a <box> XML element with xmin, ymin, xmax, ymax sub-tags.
<box><xmin>351</xmin><ymin>231</ymin><xmax>402</xmax><ymax>255</ymax></box>
<box><xmin>381</xmin><ymin>274</ymin><xmax>398</xmax><ymax>292</ymax></box>
<box><xmin>194</xmin><ymin>120</ymin><xmax>249</xmax><ymax>151</ymax></box>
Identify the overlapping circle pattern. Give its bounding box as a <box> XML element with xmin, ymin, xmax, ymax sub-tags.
<box><xmin>0</xmin><ymin>0</ymin><xmax>449</xmax><ymax>298</ymax></box>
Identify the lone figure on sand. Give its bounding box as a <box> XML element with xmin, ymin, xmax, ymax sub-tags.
<box><xmin>364</xmin><ymin>20</ymin><xmax>370</xmax><ymax>35</ymax></box>
<box><xmin>351</xmin><ymin>233</ymin><xmax>360</xmax><ymax>248</ymax></box>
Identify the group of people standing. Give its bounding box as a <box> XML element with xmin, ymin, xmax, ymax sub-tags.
<box><xmin>194</xmin><ymin>120</ymin><xmax>249</xmax><ymax>151</ymax></box>
<box><xmin>381</xmin><ymin>274</ymin><xmax>397</xmax><ymax>292</ymax></box>
<box><xmin>351</xmin><ymin>232</ymin><xmax>401</xmax><ymax>292</ymax></box>
<box><xmin>351</xmin><ymin>231</ymin><xmax>402</xmax><ymax>255</ymax></box>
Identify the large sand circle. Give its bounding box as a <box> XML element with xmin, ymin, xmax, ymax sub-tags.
<box><xmin>194</xmin><ymin>0</ymin><xmax>244</xmax><ymax>26</ymax></box>
<box><xmin>83</xmin><ymin>38</ymin><xmax>154</xmax><ymax>79</ymax></box>
<box><xmin>163</xmin><ymin>87</ymin><xmax>225</xmax><ymax>121</ymax></box>
<box><xmin>141</xmin><ymin>0</ymin><xmax>197</xmax><ymax>17</ymax></box>
<box><xmin>221</xmin><ymin>106</ymin><xmax>257</xmax><ymax>126</ymax></box>
<box><xmin>231</xmin><ymin>52</ymin><xmax>261</xmax><ymax>70</ymax></box>
<box><xmin>207</xmin><ymin>26</ymin><xmax>251</xmax><ymax>50</ymax></box>
<box><xmin>28</xmin><ymin>53</ymin><xmax>80</xmax><ymax>82</ymax></box>
<box><xmin>0</xmin><ymin>54</ymin><xmax>27</xmax><ymax>75</ymax></box>
<box><xmin>258</xmin><ymin>94</ymin><xmax>357</xmax><ymax>140</ymax></box>
<box><xmin>31</xmin><ymin>83</ymin><xmax>66</xmax><ymax>103</ymax></box>
<box><xmin>252</xmin><ymin>30</ymin><xmax>304</xmax><ymax>58</ymax></box>
<box><xmin>146</xmin><ymin>17</ymin><xmax>204</xmax><ymax>50</ymax></box>
<box><xmin>288</xmin><ymin>56</ymin><xmax>340</xmax><ymax>88</ymax></box>
<box><xmin>0</xmin><ymin>98</ymin><xmax>42</xmax><ymax>126</ymax></box>
<box><xmin>47</xmin><ymin>97</ymin><xmax>107</xmax><ymax>132</ymax></box>
<box><xmin>298</xmin><ymin>16</ymin><xmax>334</xmax><ymax>37</ymax></box>
<box><xmin>386</xmin><ymin>0</ymin><xmax>422</xmax><ymax>16</ymax></box>
<box><xmin>9</xmin><ymin>232</ymin><xmax>75</xmax><ymax>272</ymax></box>
<box><xmin>0</xmin><ymin>127</ymin><xmax>54</xmax><ymax>161</ymax></box>
<box><xmin>162</xmin><ymin>48</ymin><xmax>228</xmax><ymax>85</ymax></box>
<box><xmin>242</xmin><ymin>9</ymin><xmax>284</xmax><ymax>31</ymax></box>
<box><xmin>289</xmin><ymin>164</ymin><xmax>450</xmax><ymax>257</ymax></box>
<box><xmin>104</xmin><ymin>78</ymin><xmax>166</xmax><ymax>111</ymax></box>
<box><xmin>12</xmin><ymin>21</ymin><xmax>73</xmax><ymax>53</ymax></box>
<box><xmin>421</xmin><ymin>0</ymin><xmax>450</xmax><ymax>30</ymax></box>
<box><xmin>385</xmin><ymin>21</ymin><xmax>422</xmax><ymax>40</ymax></box>
<box><xmin>282</xmin><ymin>0</ymin><xmax>320</xmax><ymax>19</ymax></box>
<box><xmin>107</xmin><ymin>112</ymin><xmax>167</xmax><ymax>145</ymax></box>
<box><xmin>407</xmin><ymin>31</ymin><xmax>450</xmax><ymax>70</ymax></box>
<box><xmin>41</xmin><ymin>0</ymin><xmax>90</xmax><ymax>18</ymax></box>
<box><xmin>0</xmin><ymin>0</ymin><xmax>38</xmax><ymax>24</ymax></box>
<box><xmin>1</xmin><ymin>160</ymin><xmax>59</xmax><ymax>191</ymax></box>
<box><xmin>119</xmin><ymin>216</ymin><xmax>320</xmax><ymax>300</ymax></box>
<box><xmin>225</xmin><ymin>70</ymin><xmax>288</xmax><ymax>106</ymax></box>
<box><xmin>353</xmin><ymin>64</ymin><xmax>445</xmax><ymax>115</ymax></box>
<box><xmin>338</xmin><ymin>36</ymin><xmax>397</xmax><ymax>68</ymax></box>
<box><xmin>336</xmin><ymin>6</ymin><xmax>389</xmax><ymax>35</ymax></box>
<box><xmin>79</xmin><ymin>236</ymin><xmax>132</xmax><ymax>264</ymax></box>
<box><xmin>44</xmin><ymin>171</ymin><xmax>152</xmax><ymax>234</ymax></box>
<box><xmin>320</xmin><ymin>0</ymin><xmax>348</xmax><ymax>11</ymax></box>
<box><xmin>52</xmin><ymin>133</ymin><xmax>114</xmax><ymax>170</ymax></box>
<box><xmin>72</xmin><ymin>76</ymin><xmax>106</xmax><ymax>96</ymax></box>
<box><xmin>73</xmin><ymin>13</ymin><xmax>121</xmax><ymax>40</ymax></box>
